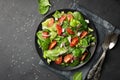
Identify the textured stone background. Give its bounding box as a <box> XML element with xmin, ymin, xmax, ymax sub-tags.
<box><xmin>0</xmin><ymin>0</ymin><xmax>120</xmax><ymax>80</ymax></box>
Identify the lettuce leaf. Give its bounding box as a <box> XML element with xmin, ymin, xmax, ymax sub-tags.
<box><xmin>43</xmin><ymin>47</ymin><xmax>68</xmax><ymax>60</ymax></box>
<box><xmin>50</xmin><ymin>31</ymin><xmax>57</xmax><ymax>41</ymax></box>
<box><xmin>42</xmin><ymin>19</ymin><xmax>57</xmax><ymax>31</ymax></box>
<box><xmin>70</xmin><ymin>19</ymin><xmax>81</xmax><ymax>27</ymax></box>
<box><xmin>52</xmin><ymin>10</ymin><xmax>62</xmax><ymax>19</ymax></box>
<box><xmin>73</xmin><ymin>11</ymin><xmax>84</xmax><ymax>20</ymax></box>
<box><xmin>62</xmin><ymin>20</ymin><xmax>69</xmax><ymax>28</ymax></box>
<box><xmin>79</xmin><ymin>38</ymin><xmax>89</xmax><ymax>47</ymax></box>
<box><xmin>37</xmin><ymin>31</ymin><xmax>50</xmax><ymax>50</ymax></box>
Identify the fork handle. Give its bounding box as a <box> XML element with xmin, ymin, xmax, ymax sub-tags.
<box><xmin>87</xmin><ymin>50</ymin><xmax>107</xmax><ymax>80</ymax></box>
<box><xmin>93</xmin><ymin>55</ymin><xmax>105</xmax><ymax>80</ymax></box>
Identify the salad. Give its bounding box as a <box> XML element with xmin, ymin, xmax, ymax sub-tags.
<box><xmin>36</xmin><ymin>10</ymin><xmax>96</xmax><ymax>67</ymax></box>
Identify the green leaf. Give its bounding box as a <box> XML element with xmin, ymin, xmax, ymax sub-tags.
<box><xmin>79</xmin><ymin>38</ymin><xmax>89</xmax><ymax>47</ymax></box>
<box><xmin>37</xmin><ymin>38</ymin><xmax>50</xmax><ymax>50</ymax></box>
<box><xmin>73</xmin><ymin>11</ymin><xmax>84</xmax><ymax>20</ymax></box>
<box><xmin>36</xmin><ymin>31</ymin><xmax>50</xmax><ymax>50</ymax></box>
<box><xmin>52</xmin><ymin>10</ymin><xmax>62</xmax><ymax>19</ymax></box>
<box><xmin>60</xmin><ymin>62</ymin><xmax>69</xmax><ymax>67</ymax></box>
<box><xmin>80</xmin><ymin>48</ymin><xmax>86</xmax><ymax>54</ymax></box>
<box><xmin>50</xmin><ymin>31</ymin><xmax>57</xmax><ymax>41</ymax></box>
<box><xmin>62</xmin><ymin>21</ymin><xmax>69</xmax><ymax>28</ymax></box>
<box><xmin>39</xmin><ymin>0</ymin><xmax>51</xmax><ymax>6</ymax></box>
<box><xmin>72</xmin><ymin>48</ymin><xmax>82</xmax><ymax>57</ymax></box>
<box><xmin>86</xmin><ymin>34</ymin><xmax>96</xmax><ymax>43</ymax></box>
<box><xmin>37</xmin><ymin>31</ymin><xmax>44</xmax><ymax>40</ymax></box>
<box><xmin>61</xmin><ymin>37</ymin><xmax>69</xmax><ymax>45</ymax></box>
<box><xmin>38</xmin><ymin>5</ymin><xmax>50</xmax><ymax>15</ymax></box>
<box><xmin>70</xmin><ymin>19</ymin><xmax>80</xmax><ymax>27</ymax></box>
<box><xmin>43</xmin><ymin>47</ymin><xmax>68</xmax><ymax>60</ymax></box>
<box><xmin>79</xmin><ymin>19</ymin><xmax>88</xmax><ymax>31</ymax></box>
<box><xmin>69</xmin><ymin>60</ymin><xmax>79</xmax><ymax>67</ymax></box>
<box><xmin>38</xmin><ymin>0</ymin><xmax>51</xmax><ymax>14</ymax></box>
<box><xmin>42</xmin><ymin>20</ymin><xmax>57</xmax><ymax>31</ymax></box>
<box><xmin>73</xmin><ymin>72</ymin><xmax>82</xmax><ymax>80</ymax></box>
<box><xmin>67</xmin><ymin>47</ymin><xmax>75</xmax><ymax>53</ymax></box>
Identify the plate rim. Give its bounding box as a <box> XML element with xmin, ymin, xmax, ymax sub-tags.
<box><xmin>35</xmin><ymin>9</ymin><xmax>98</xmax><ymax>71</ymax></box>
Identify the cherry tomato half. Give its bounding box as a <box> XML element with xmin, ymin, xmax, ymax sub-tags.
<box><xmin>55</xmin><ymin>56</ymin><xmax>62</xmax><ymax>64</ymax></box>
<box><xmin>80</xmin><ymin>31</ymin><xmax>88</xmax><ymax>39</ymax></box>
<box><xmin>70</xmin><ymin>37</ymin><xmax>79</xmax><ymax>47</ymax></box>
<box><xmin>58</xmin><ymin>15</ymin><xmax>66</xmax><ymax>24</ymax></box>
<box><xmin>56</xmin><ymin>24</ymin><xmax>62</xmax><ymax>35</ymax></box>
<box><xmin>66</xmin><ymin>28</ymin><xmax>74</xmax><ymax>35</ymax></box>
<box><xmin>49</xmin><ymin>40</ymin><xmax>57</xmax><ymax>50</ymax></box>
<box><xmin>64</xmin><ymin>54</ymin><xmax>73</xmax><ymax>63</ymax></box>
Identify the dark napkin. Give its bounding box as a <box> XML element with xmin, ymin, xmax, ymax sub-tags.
<box><xmin>38</xmin><ymin>4</ymin><xmax>120</xmax><ymax>80</ymax></box>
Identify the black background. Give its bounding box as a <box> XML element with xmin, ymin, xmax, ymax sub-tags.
<box><xmin>0</xmin><ymin>0</ymin><xmax>120</xmax><ymax>80</ymax></box>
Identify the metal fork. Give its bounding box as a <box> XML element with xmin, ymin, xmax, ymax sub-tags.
<box><xmin>87</xmin><ymin>33</ymin><xmax>118</xmax><ymax>80</ymax></box>
<box><xmin>93</xmin><ymin>33</ymin><xmax>119</xmax><ymax>80</ymax></box>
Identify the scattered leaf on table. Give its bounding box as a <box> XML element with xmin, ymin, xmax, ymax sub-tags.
<box><xmin>73</xmin><ymin>72</ymin><xmax>82</xmax><ymax>80</ymax></box>
<box><xmin>38</xmin><ymin>0</ymin><xmax>51</xmax><ymax>14</ymax></box>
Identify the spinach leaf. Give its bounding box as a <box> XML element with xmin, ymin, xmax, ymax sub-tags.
<box><xmin>72</xmin><ymin>48</ymin><xmax>82</xmax><ymax>57</ymax></box>
<box><xmin>60</xmin><ymin>62</ymin><xmax>69</xmax><ymax>67</ymax></box>
<box><xmin>72</xmin><ymin>48</ymin><xmax>86</xmax><ymax>57</ymax></box>
<box><xmin>73</xmin><ymin>72</ymin><xmax>82</xmax><ymax>80</ymax></box>
<box><xmin>38</xmin><ymin>0</ymin><xmax>51</xmax><ymax>6</ymax></box>
<box><xmin>38</xmin><ymin>6</ymin><xmax>50</xmax><ymax>15</ymax></box>
<box><xmin>38</xmin><ymin>0</ymin><xmax>51</xmax><ymax>14</ymax></box>
<box><xmin>69</xmin><ymin>60</ymin><xmax>79</xmax><ymax>67</ymax></box>
<box><xmin>79</xmin><ymin>19</ymin><xmax>88</xmax><ymax>31</ymax></box>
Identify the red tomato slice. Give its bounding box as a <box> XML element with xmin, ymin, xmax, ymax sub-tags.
<box><xmin>58</xmin><ymin>15</ymin><xmax>66</xmax><ymax>24</ymax></box>
<box><xmin>80</xmin><ymin>52</ymin><xmax>88</xmax><ymax>61</ymax></box>
<box><xmin>67</xmin><ymin>14</ymin><xmax>73</xmax><ymax>21</ymax></box>
<box><xmin>66</xmin><ymin>28</ymin><xmax>74</xmax><ymax>35</ymax></box>
<box><xmin>48</xmin><ymin>18</ymin><xmax>54</xmax><ymax>27</ymax></box>
<box><xmin>49</xmin><ymin>40</ymin><xmax>57</xmax><ymax>50</ymax></box>
<box><xmin>70</xmin><ymin>37</ymin><xmax>79</xmax><ymax>47</ymax></box>
<box><xmin>56</xmin><ymin>24</ymin><xmax>62</xmax><ymax>35</ymax></box>
<box><xmin>80</xmin><ymin>31</ymin><xmax>88</xmax><ymax>39</ymax></box>
<box><xmin>64</xmin><ymin>54</ymin><xmax>73</xmax><ymax>63</ymax></box>
<box><xmin>42</xmin><ymin>31</ymin><xmax>49</xmax><ymax>38</ymax></box>
<box><xmin>55</xmin><ymin>56</ymin><xmax>62</xmax><ymax>64</ymax></box>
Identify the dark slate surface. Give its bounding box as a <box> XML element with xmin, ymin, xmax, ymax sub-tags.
<box><xmin>0</xmin><ymin>0</ymin><xmax>120</xmax><ymax>80</ymax></box>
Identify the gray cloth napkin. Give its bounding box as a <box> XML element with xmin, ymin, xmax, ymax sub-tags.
<box><xmin>38</xmin><ymin>4</ymin><xmax>120</xmax><ymax>80</ymax></box>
